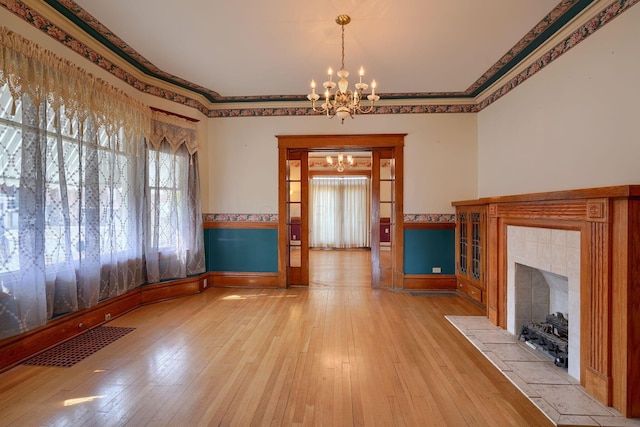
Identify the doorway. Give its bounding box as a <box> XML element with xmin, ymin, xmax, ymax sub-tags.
<box><xmin>308</xmin><ymin>153</ymin><xmax>371</xmax><ymax>288</ymax></box>
<box><xmin>277</xmin><ymin>134</ymin><xmax>405</xmax><ymax>288</ymax></box>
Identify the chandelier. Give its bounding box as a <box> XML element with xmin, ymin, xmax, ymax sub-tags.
<box><xmin>326</xmin><ymin>153</ymin><xmax>354</xmax><ymax>172</ymax></box>
<box><xmin>307</xmin><ymin>15</ymin><xmax>380</xmax><ymax>124</ymax></box>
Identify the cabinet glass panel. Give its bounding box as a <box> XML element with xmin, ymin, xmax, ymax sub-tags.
<box><xmin>459</xmin><ymin>212</ymin><xmax>467</xmax><ymax>274</ymax></box>
<box><xmin>471</xmin><ymin>212</ymin><xmax>481</xmax><ymax>280</ymax></box>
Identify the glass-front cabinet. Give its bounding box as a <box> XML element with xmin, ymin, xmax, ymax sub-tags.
<box><xmin>453</xmin><ymin>204</ymin><xmax>486</xmax><ymax>306</ymax></box>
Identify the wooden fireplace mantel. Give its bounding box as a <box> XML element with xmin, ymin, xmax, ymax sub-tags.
<box><xmin>453</xmin><ymin>185</ymin><xmax>640</xmax><ymax>418</ymax></box>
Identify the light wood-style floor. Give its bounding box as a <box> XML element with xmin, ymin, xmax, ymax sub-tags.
<box><xmin>0</xmin><ymin>250</ymin><xmax>551</xmax><ymax>426</ymax></box>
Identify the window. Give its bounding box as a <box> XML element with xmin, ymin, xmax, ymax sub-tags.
<box><xmin>0</xmin><ymin>84</ymin><xmax>204</xmax><ymax>340</ymax></box>
<box><xmin>309</xmin><ymin>176</ymin><xmax>371</xmax><ymax>248</ymax></box>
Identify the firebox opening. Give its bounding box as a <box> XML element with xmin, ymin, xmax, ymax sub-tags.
<box><xmin>514</xmin><ymin>264</ymin><xmax>569</xmax><ymax>368</ymax></box>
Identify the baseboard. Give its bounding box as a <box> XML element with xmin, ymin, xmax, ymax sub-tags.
<box><xmin>403</xmin><ymin>274</ymin><xmax>457</xmax><ymax>290</ymax></box>
<box><xmin>140</xmin><ymin>275</ymin><xmax>205</xmax><ymax>304</ymax></box>
<box><xmin>0</xmin><ymin>273</ymin><xmax>209</xmax><ymax>373</ymax></box>
<box><xmin>208</xmin><ymin>271</ymin><xmax>281</xmax><ymax>288</ymax></box>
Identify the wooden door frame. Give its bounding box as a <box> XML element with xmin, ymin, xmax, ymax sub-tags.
<box><xmin>276</xmin><ymin>134</ymin><xmax>405</xmax><ymax>288</ymax></box>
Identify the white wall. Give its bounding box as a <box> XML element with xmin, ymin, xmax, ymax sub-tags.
<box><xmin>477</xmin><ymin>4</ymin><xmax>640</xmax><ymax>198</ymax></box>
<box><xmin>1</xmin><ymin>7</ymin><xmax>478</xmax><ymax>215</ymax></box>
<box><xmin>203</xmin><ymin>113</ymin><xmax>477</xmax><ymax>214</ymax></box>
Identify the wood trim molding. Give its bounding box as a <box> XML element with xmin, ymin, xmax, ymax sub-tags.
<box><xmin>308</xmin><ymin>170</ymin><xmax>372</xmax><ymax>177</ymax></box>
<box><xmin>208</xmin><ymin>272</ymin><xmax>280</xmax><ymax>288</ymax></box>
<box><xmin>452</xmin><ymin>185</ymin><xmax>640</xmax><ymax>206</ymax></box>
<box><xmin>403</xmin><ymin>222</ymin><xmax>455</xmax><ymax>230</ymax></box>
<box><xmin>403</xmin><ymin>274</ymin><xmax>456</xmax><ymax>290</ymax></box>
<box><xmin>204</xmin><ymin>221</ymin><xmax>277</xmax><ymax>229</ymax></box>
<box><xmin>276</xmin><ymin>134</ymin><xmax>406</xmax><ymax>150</ymax></box>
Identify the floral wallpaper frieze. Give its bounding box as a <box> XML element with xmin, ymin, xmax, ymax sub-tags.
<box><xmin>203</xmin><ymin>213</ymin><xmax>278</xmax><ymax>223</ymax></box>
<box><xmin>203</xmin><ymin>213</ymin><xmax>456</xmax><ymax>223</ymax></box>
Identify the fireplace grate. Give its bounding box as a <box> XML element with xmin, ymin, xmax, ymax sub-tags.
<box><xmin>518</xmin><ymin>312</ymin><xmax>568</xmax><ymax>368</ymax></box>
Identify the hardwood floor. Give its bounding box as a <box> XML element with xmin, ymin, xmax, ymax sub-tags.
<box><xmin>0</xmin><ymin>250</ymin><xmax>551</xmax><ymax>426</ymax></box>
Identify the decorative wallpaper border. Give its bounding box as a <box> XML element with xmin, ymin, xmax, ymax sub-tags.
<box><xmin>203</xmin><ymin>213</ymin><xmax>278</xmax><ymax>223</ymax></box>
<box><xmin>207</xmin><ymin>103</ymin><xmax>479</xmax><ymax>118</ymax></box>
<box><xmin>479</xmin><ymin>0</ymin><xmax>640</xmax><ymax>110</ymax></box>
<box><xmin>2</xmin><ymin>0</ymin><xmax>637</xmax><ymax>117</ymax></box>
<box><xmin>203</xmin><ymin>213</ymin><xmax>455</xmax><ymax>224</ymax></box>
<box><xmin>403</xmin><ymin>214</ymin><xmax>456</xmax><ymax>223</ymax></box>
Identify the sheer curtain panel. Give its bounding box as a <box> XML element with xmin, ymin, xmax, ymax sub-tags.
<box><xmin>309</xmin><ymin>176</ymin><xmax>371</xmax><ymax>248</ymax></box>
<box><xmin>0</xmin><ymin>27</ymin><xmax>204</xmax><ymax>340</ymax></box>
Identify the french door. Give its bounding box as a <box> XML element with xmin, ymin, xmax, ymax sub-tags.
<box><xmin>277</xmin><ymin>135</ymin><xmax>404</xmax><ymax>288</ymax></box>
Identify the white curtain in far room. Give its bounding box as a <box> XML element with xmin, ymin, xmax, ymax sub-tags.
<box><xmin>309</xmin><ymin>176</ymin><xmax>371</xmax><ymax>249</ymax></box>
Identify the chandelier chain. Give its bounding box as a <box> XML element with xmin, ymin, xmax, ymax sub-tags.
<box><xmin>341</xmin><ymin>24</ymin><xmax>345</xmax><ymax>71</ymax></box>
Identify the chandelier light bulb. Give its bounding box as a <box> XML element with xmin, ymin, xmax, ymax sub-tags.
<box><xmin>307</xmin><ymin>15</ymin><xmax>380</xmax><ymax>124</ymax></box>
<box><xmin>326</xmin><ymin>152</ymin><xmax>355</xmax><ymax>172</ymax></box>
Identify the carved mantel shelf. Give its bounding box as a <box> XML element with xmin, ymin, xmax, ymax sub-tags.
<box><xmin>453</xmin><ymin>185</ymin><xmax>640</xmax><ymax>418</ymax></box>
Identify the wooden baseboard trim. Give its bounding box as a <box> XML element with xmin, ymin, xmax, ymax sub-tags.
<box><xmin>584</xmin><ymin>367</ymin><xmax>613</xmax><ymax>407</ymax></box>
<box><xmin>0</xmin><ymin>273</ymin><xmax>210</xmax><ymax>373</ymax></box>
<box><xmin>141</xmin><ymin>275</ymin><xmax>205</xmax><ymax>304</ymax></box>
<box><xmin>208</xmin><ymin>272</ymin><xmax>281</xmax><ymax>288</ymax></box>
<box><xmin>403</xmin><ymin>275</ymin><xmax>457</xmax><ymax>290</ymax></box>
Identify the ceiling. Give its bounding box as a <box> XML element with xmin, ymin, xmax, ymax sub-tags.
<box><xmin>18</xmin><ymin>1</ymin><xmax>603</xmax><ymax>107</ymax></box>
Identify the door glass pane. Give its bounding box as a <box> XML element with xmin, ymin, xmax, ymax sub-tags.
<box><xmin>381</xmin><ymin>159</ymin><xmax>393</xmax><ymax>179</ymax></box>
<box><xmin>289</xmin><ymin>182</ymin><xmax>301</xmax><ymax>203</ymax></box>
<box><xmin>380</xmin><ymin>157</ymin><xmax>393</xmax><ymax>271</ymax></box>
<box><xmin>380</xmin><ymin>181</ymin><xmax>392</xmax><ymax>203</ymax></box>
<box><xmin>287</xmin><ymin>159</ymin><xmax>302</xmax><ymax>269</ymax></box>
<box><xmin>289</xmin><ymin>160</ymin><xmax>301</xmax><ymax>181</ymax></box>
<box><xmin>289</xmin><ymin>202</ymin><xmax>300</xmax><ymax>219</ymax></box>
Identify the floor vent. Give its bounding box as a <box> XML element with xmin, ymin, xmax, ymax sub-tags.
<box><xmin>410</xmin><ymin>291</ymin><xmax>457</xmax><ymax>297</ymax></box>
<box><xmin>23</xmin><ymin>326</ymin><xmax>135</xmax><ymax>368</ymax></box>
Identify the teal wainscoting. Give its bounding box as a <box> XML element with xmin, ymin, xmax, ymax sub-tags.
<box><xmin>403</xmin><ymin>228</ymin><xmax>455</xmax><ymax>275</ymax></box>
<box><xmin>204</xmin><ymin>228</ymin><xmax>278</xmax><ymax>272</ymax></box>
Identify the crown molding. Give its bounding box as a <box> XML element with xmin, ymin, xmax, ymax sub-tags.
<box><xmin>2</xmin><ymin>0</ymin><xmax>637</xmax><ymax>117</ymax></box>
<box><xmin>474</xmin><ymin>0</ymin><xmax>626</xmax><ymax>106</ymax></box>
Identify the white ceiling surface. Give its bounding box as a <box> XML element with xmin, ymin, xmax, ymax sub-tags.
<box><xmin>73</xmin><ymin>0</ymin><xmax>560</xmax><ymax>98</ymax></box>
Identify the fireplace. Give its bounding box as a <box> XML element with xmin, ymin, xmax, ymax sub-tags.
<box><xmin>454</xmin><ymin>185</ymin><xmax>640</xmax><ymax>417</ymax></box>
<box><xmin>505</xmin><ymin>226</ymin><xmax>580</xmax><ymax>380</ymax></box>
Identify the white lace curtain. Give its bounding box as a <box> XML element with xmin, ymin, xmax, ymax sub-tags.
<box><xmin>0</xmin><ymin>27</ymin><xmax>204</xmax><ymax>340</ymax></box>
<box><xmin>309</xmin><ymin>176</ymin><xmax>371</xmax><ymax>248</ymax></box>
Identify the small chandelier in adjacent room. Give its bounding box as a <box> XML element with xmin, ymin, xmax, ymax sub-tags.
<box><xmin>307</xmin><ymin>15</ymin><xmax>380</xmax><ymax>124</ymax></box>
<box><xmin>326</xmin><ymin>153</ymin><xmax>354</xmax><ymax>172</ymax></box>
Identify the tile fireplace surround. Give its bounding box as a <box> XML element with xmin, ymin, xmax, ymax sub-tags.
<box><xmin>453</xmin><ymin>185</ymin><xmax>640</xmax><ymax>418</ymax></box>
<box><xmin>506</xmin><ymin>227</ymin><xmax>581</xmax><ymax>381</ymax></box>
